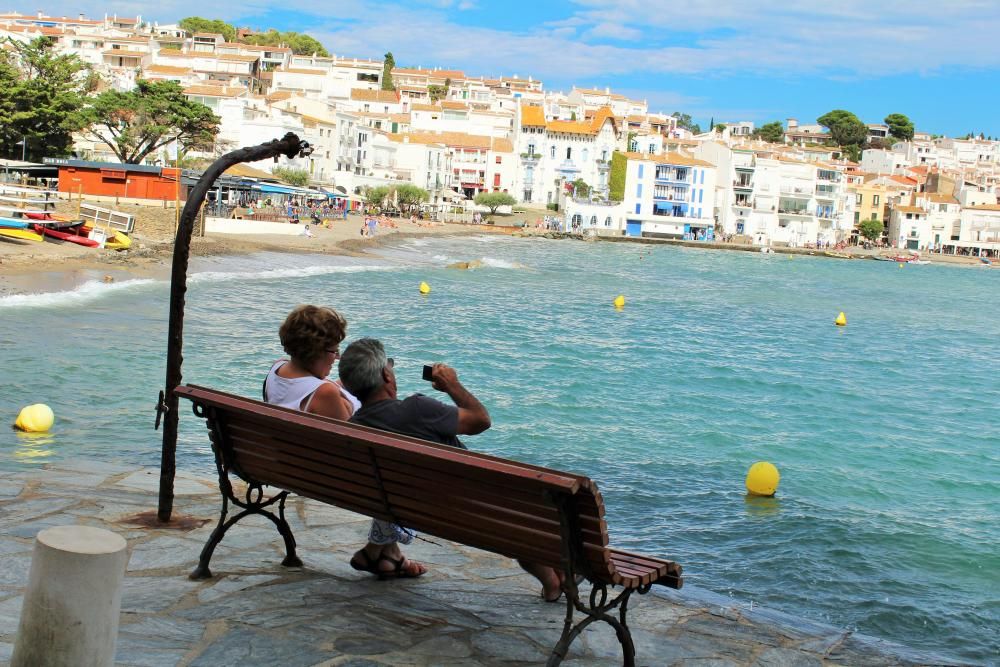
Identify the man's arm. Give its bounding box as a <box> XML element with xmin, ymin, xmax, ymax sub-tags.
<box><xmin>429</xmin><ymin>363</ymin><xmax>491</xmax><ymax>435</ymax></box>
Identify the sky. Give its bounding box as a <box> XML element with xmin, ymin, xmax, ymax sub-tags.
<box><xmin>37</xmin><ymin>0</ymin><xmax>1000</xmax><ymax>137</ymax></box>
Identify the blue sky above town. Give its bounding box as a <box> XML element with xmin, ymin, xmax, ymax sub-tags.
<box><xmin>48</xmin><ymin>0</ymin><xmax>1000</xmax><ymax>136</ymax></box>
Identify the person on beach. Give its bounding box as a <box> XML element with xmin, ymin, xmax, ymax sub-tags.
<box><xmin>337</xmin><ymin>338</ymin><xmax>565</xmax><ymax>599</ymax></box>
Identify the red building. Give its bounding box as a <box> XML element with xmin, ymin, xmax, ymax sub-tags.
<box><xmin>45</xmin><ymin>159</ymin><xmax>186</xmax><ymax>202</ymax></box>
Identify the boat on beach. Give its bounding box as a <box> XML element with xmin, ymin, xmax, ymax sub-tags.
<box><xmin>0</xmin><ymin>227</ymin><xmax>44</xmax><ymax>242</ymax></box>
<box><xmin>32</xmin><ymin>223</ymin><xmax>101</xmax><ymax>247</ymax></box>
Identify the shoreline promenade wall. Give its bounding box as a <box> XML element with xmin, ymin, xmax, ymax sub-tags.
<box><xmin>0</xmin><ymin>459</ymin><xmax>956</xmax><ymax>666</ymax></box>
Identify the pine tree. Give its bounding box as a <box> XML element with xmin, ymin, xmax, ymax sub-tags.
<box><xmin>382</xmin><ymin>52</ymin><xmax>395</xmax><ymax>91</ymax></box>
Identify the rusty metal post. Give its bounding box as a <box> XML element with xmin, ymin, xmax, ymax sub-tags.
<box><xmin>155</xmin><ymin>133</ymin><xmax>312</xmax><ymax>523</ymax></box>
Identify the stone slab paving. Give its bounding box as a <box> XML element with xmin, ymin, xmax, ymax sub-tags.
<box><xmin>0</xmin><ymin>460</ymin><xmax>958</xmax><ymax>667</ymax></box>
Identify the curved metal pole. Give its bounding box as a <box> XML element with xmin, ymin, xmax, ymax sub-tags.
<box><xmin>155</xmin><ymin>133</ymin><xmax>312</xmax><ymax>522</ymax></box>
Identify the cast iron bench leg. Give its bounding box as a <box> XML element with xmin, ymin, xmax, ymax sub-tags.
<box><xmin>189</xmin><ymin>490</ymin><xmax>301</xmax><ymax>580</ymax></box>
<box><xmin>546</xmin><ymin>583</ymin><xmax>637</xmax><ymax>666</ymax></box>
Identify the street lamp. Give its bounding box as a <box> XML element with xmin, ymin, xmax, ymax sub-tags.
<box><xmin>17</xmin><ymin>136</ymin><xmax>27</xmax><ymax>161</ymax></box>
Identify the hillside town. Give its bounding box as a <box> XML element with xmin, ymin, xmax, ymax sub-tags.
<box><xmin>1</xmin><ymin>10</ymin><xmax>999</xmax><ymax>258</ymax></box>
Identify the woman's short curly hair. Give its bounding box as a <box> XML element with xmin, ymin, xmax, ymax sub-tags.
<box><xmin>278</xmin><ymin>305</ymin><xmax>347</xmax><ymax>365</ymax></box>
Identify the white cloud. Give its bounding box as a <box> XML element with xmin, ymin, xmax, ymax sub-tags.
<box><xmin>567</xmin><ymin>0</ymin><xmax>1000</xmax><ymax>75</ymax></box>
<box><xmin>38</xmin><ymin>0</ymin><xmax>1000</xmax><ymax>81</ymax></box>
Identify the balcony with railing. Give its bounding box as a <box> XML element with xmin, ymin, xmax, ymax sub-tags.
<box><xmin>733</xmin><ymin>178</ymin><xmax>753</xmax><ymax>190</ymax></box>
<box><xmin>816</xmin><ymin>206</ymin><xmax>835</xmax><ymax>219</ymax></box>
<box><xmin>779</xmin><ymin>185</ymin><xmax>813</xmax><ymax>198</ymax></box>
<box><xmin>734</xmin><ymin>195</ymin><xmax>753</xmax><ymax>208</ymax></box>
<box><xmin>815</xmin><ymin>184</ymin><xmax>837</xmax><ymax>199</ymax></box>
<box><xmin>652</xmin><ymin>202</ymin><xmax>691</xmax><ymax>218</ymax></box>
<box><xmin>653</xmin><ymin>186</ymin><xmax>688</xmax><ymax>201</ymax></box>
<box><xmin>777</xmin><ymin>206</ymin><xmax>812</xmax><ymax>216</ymax></box>
<box><xmin>556</xmin><ymin>160</ymin><xmax>580</xmax><ymax>174</ymax></box>
<box><xmin>817</xmin><ymin>169</ymin><xmax>841</xmax><ymax>182</ymax></box>
<box><xmin>654</xmin><ymin>166</ymin><xmax>690</xmax><ymax>183</ymax></box>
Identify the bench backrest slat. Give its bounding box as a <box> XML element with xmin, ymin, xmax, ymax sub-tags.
<box><xmin>177</xmin><ymin>384</ymin><xmax>640</xmax><ymax>584</ymax></box>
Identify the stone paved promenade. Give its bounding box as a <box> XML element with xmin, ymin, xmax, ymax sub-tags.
<box><xmin>0</xmin><ymin>460</ymin><xmax>953</xmax><ymax>666</ymax></box>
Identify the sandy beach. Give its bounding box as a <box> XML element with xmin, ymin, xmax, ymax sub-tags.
<box><xmin>0</xmin><ymin>201</ymin><xmax>517</xmax><ymax>295</ymax></box>
<box><xmin>1</xmin><ymin>201</ymin><xmax>992</xmax><ymax>296</ymax></box>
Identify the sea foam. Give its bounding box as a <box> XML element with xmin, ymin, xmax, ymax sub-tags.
<box><xmin>188</xmin><ymin>263</ymin><xmax>396</xmax><ymax>285</ymax></box>
<box><xmin>0</xmin><ymin>278</ymin><xmax>159</xmax><ymax>310</ymax></box>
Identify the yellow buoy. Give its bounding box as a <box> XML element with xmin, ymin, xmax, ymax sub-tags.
<box><xmin>834</xmin><ymin>311</ymin><xmax>847</xmax><ymax>327</ymax></box>
<box><xmin>14</xmin><ymin>404</ymin><xmax>54</xmax><ymax>433</ymax></box>
<box><xmin>746</xmin><ymin>461</ymin><xmax>780</xmax><ymax>497</ymax></box>
<box><xmin>613</xmin><ymin>295</ymin><xmax>625</xmax><ymax>308</ymax></box>
<box><xmin>898</xmin><ymin>263</ymin><xmax>904</xmax><ymax>268</ymax></box>
<box><xmin>419</xmin><ymin>281</ymin><xmax>431</xmax><ymax>295</ymax></box>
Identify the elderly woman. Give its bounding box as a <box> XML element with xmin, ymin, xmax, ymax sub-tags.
<box><xmin>263</xmin><ymin>304</ymin><xmax>357</xmax><ymax>421</ymax></box>
<box><xmin>264</xmin><ymin>305</ymin><xmax>425</xmax><ymax>579</ymax></box>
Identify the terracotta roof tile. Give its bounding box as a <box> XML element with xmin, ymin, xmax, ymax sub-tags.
<box><xmin>184</xmin><ymin>85</ymin><xmax>248</xmax><ymax>98</ymax></box>
<box><xmin>491</xmin><ymin>137</ymin><xmax>513</xmax><ymax>153</ymax></box>
<box><xmin>350</xmin><ymin>88</ymin><xmax>399</xmax><ymax>103</ymax></box>
<box><xmin>145</xmin><ymin>64</ymin><xmax>192</xmax><ymax>75</ymax></box>
<box><xmin>622</xmin><ymin>151</ymin><xmax>714</xmax><ymax>167</ymax></box>
<box><xmin>520</xmin><ymin>104</ymin><xmax>545</xmax><ymax>127</ymax></box>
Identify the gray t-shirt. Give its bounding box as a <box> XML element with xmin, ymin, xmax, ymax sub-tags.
<box><xmin>349</xmin><ymin>394</ymin><xmax>465</xmax><ymax>449</ymax></box>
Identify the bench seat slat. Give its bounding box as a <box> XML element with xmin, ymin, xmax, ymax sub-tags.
<box><xmin>225</xmin><ymin>427</ymin><xmax>609</xmax><ymax>541</ymax></box>
<box><xmin>192</xmin><ymin>393</ymin><xmax>581</xmax><ymax>494</ymax></box>
<box><xmin>229</xmin><ymin>438</ymin><xmax>598</xmax><ymax>564</ymax></box>
<box><xmin>224</xmin><ymin>421</ymin><xmax>610</xmax><ymax>543</ymax></box>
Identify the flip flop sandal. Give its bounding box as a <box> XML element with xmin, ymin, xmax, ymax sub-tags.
<box><xmin>349</xmin><ymin>549</ymin><xmax>381</xmax><ymax>575</ymax></box>
<box><xmin>376</xmin><ymin>555</ymin><xmax>427</xmax><ymax>580</ymax></box>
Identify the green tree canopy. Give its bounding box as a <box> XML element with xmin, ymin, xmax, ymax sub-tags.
<box><xmin>474</xmin><ymin>191</ymin><xmax>516</xmax><ymax>215</ymax></box>
<box><xmin>570</xmin><ymin>178</ymin><xmax>591</xmax><ymax>198</ymax></box>
<box><xmin>382</xmin><ymin>52</ymin><xmax>395</xmax><ymax>91</ymax></box>
<box><xmin>178</xmin><ymin>17</ymin><xmax>236</xmax><ymax>42</ymax></box>
<box><xmin>82</xmin><ymin>79</ymin><xmax>220</xmax><ymax>164</ymax></box>
<box><xmin>857</xmin><ymin>218</ymin><xmax>884</xmax><ymax>241</ymax></box>
<box><xmin>394</xmin><ymin>183</ymin><xmax>429</xmax><ymax>211</ymax></box>
<box><xmin>884</xmin><ymin>113</ymin><xmax>915</xmax><ymax>142</ymax></box>
<box><xmin>427</xmin><ymin>84</ymin><xmax>447</xmax><ymax>103</ymax></box>
<box><xmin>362</xmin><ymin>185</ymin><xmax>390</xmax><ymax>208</ymax></box>
<box><xmin>0</xmin><ymin>37</ymin><xmax>90</xmax><ymax>161</ymax></box>
<box><xmin>271</xmin><ymin>166</ymin><xmax>309</xmax><ymax>186</ymax></box>
<box><xmin>817</xmin><ymin>109</ymin><xmax>868</xmax><ymax>149</ymax></box>
<box><xmin>671</xmin><ymin>112</ymin><xmax>701</xmax><ymax>135</ymax></box>
<box><xmin>242</xmin><ymin>30</ymin><xmax>328</xmax><ymax>57</ymax></box>
<box><xmin>753</xmin><ymin>121</ymin><xmax>785</xmax><ymax>143</ymax></box>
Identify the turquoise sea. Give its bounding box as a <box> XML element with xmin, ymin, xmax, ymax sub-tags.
<box><xmin>1</xmin><ymin>236</ymin><xmax>997</xmax><ymax>664</ymax></box>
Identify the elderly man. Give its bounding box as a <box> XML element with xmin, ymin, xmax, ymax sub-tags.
<box><xmin>338</xmin><ymin>338</ymin><xmax>563</xmax><ymax>601</ymax></box>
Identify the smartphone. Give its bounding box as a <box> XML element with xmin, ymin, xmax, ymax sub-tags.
<box><xmin>422</xmin><ymin>365</ymin><xmax>434</xmax><ymax>381</ymax></box>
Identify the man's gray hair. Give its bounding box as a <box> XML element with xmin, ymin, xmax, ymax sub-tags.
<box><xmin>338</xmin><ymin>337</ymin><xmax>387</xmax><ymax>400</ymax></box>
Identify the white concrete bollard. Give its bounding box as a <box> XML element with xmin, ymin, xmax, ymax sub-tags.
<box><xmin>12</xmin><ymin>525</ymin><xmax>129</xmax><ymax>667</ymax></box>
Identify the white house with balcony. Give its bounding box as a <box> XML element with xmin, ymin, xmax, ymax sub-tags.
<box><xmin>942</xmin><ymin>204</ymin><xmax>1000</xmax><ymax>256</ymax></box>
<box><xmin>745</xmin><ymin>156</ymin><xmax>851</xmax><ymax>247</ymax></box>
<box><xmin>513</xmin><ymin>105</ymin><xmax>618</xmax><ymax>205</ymax></box>
<box><xmin>618</xmin><ymin>152</ymin><xmax>717</xmax><ymax>239</ymax></box>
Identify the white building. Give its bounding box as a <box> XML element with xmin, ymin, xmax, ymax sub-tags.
<box><xmin>618</xmin><ymin>152</ymin><xmax>717</xmax><ymax>239</ymax></box>
<box><xmin>513</xmin><ymin>105</ymin><xmax>618</xmax><ymax>205</ymax></box>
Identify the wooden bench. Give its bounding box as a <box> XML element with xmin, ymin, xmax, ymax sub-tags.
<box><xmin>176</xmin><ymin>384</ymin><xmax>683</xmax><ymax>666</ymax></box>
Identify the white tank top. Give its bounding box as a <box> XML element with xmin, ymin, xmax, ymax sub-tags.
<box><xmin>263</xmin><ymin>360</ymin><xmax>361</xmax><ymax>414</ymax></box>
